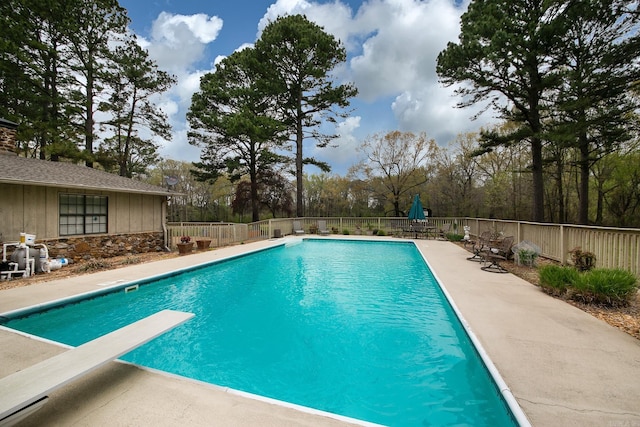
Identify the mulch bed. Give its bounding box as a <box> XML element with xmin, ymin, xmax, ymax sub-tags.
<box><xmin>0</xmin><ymin>251</ymin><xmax>179</xmax><ymax>291</ymax></box>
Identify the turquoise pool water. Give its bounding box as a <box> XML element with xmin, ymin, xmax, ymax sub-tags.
<box><xmin>4</xmin><ymin>239</ymin><xmax>517</xmax><ymax>426</ymax></box>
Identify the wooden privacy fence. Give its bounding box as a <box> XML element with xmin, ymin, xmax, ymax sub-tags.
<box><xmin>167</xmin><ymin>218</ymin><xmax>640</xmax><ymax>276</ymax></box>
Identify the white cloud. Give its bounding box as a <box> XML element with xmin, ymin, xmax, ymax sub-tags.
<box><xmin>312</xmin><ymin>116</ymin><xmax>363</xmax><ymax>173</ymax></box>
<box><xmin>180</xmin><ymin>71</ymin><xmax>206</xmax><ymax>99</ymax></box>
<box><xmin>259</xmin><ymin>0</ymin><xmax>355</xmax><ymax>46</ymax></box>
<box><xmin>129</xmin><ymin>12</ymin><xmax>224</xmax><ymax>163</ymax></box>
<box><xmin>143</xmin><ymin>12</ymin><xmax>222</xmax><ymax>74</ymax></box>
<box><xmin>255</xmin><ymin>0</ymin><xmax>492</xmax><ymax>153</ymax></box>
<box><xmin>160</xmin><ymin>128</ymin><xmax>203</xmax><ymax>163</ymax></box>
<box><xmin>158</xmin><ymin>99</ymin><xmax>179</xmax><ymax>118</ymax></box>
<box><xmin>152</xmin><ymin>12</ymin><xmax>223</xmax><ymax>44</ymax></box>
<box><xmin>391</xmin><ymin>85</ymin><xmax>495</xmax><ymax>145</ymax></box>
<box><xmin>348</xmin><ymin>0</ymin><xmax>462</xmax><ymax>100</ymax></box>
<box><xmin>338</xmin><ymin>0</ymin><xmax>497</xmax><ymax>146</ymax></box>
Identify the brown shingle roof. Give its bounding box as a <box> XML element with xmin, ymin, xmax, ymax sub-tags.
<box><xmin>0</xmin><ymin>154</ymin><xmax>175</xmax><ymax>196</ymax></box>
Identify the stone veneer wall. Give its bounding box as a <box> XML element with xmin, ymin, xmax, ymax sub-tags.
<box><xmin>41</xmin><ymin>232</ymin><xmax>165</xmax><ymax>262</ymax></box>
<box><xmin>0</xmin><ymin>126</ymin><xmax>17</xmax><ymax>154</ymax></box>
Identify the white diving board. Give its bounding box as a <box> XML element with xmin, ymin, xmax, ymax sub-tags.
<box><xmin>0</xmin><ymin>309</ymin><xmax>194</xmax><ymax>426</ymax></box>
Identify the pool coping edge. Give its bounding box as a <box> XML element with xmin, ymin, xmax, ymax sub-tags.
<box><xmin>414</xmin><ymin>242</ymin><xmax>532</xmax><ymax>427</ymax></box>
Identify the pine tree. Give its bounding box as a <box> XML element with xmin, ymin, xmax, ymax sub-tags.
<box><xmin>99</xmin><ymin>39</ymin><xmax>175</xmax><ymax>177</ymax></box>
<box><xmin>0</xmin><ymin>0</ymin><xmax>80</xmax><ymax>159</ymax></box>
<box><xmin>188</xmin><ymin>48</ymin><xmax>289</xmax><ymax>222</ymax></box>
<box><xmin>549</xmin><ymin>0</ymin><xmax>640</xmax><ymax>224</ymax></box>
<box><xmin>254</xmin><ymin>15</ymin><xmax>357</xmax><ymax>217</ymax></box>
<box><xmin>437</xmin><ymin>0</ymin><xmax>568</xmax><ymax>221</ymax></box>
<box><xmin>65</xmin><ymin>0</ymin><xmax>130</xmax><ymax>167</ymax></box>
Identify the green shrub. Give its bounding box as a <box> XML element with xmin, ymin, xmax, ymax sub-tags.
<box><xmin>377</xmin><ymin>229</ymin><xmax>386</xmax><ymax>236</ymax></box>
<box><xmin>446</xmin><ymin>233</ymin><xmax>464</xmax><ymax>242</ymax></box>
<box><xmin>571</xmin><ymin>268</ymin><xmax>638</xmax><ymax>307</ymax></box>
<box><xmin>538</xmin><ymin>265</ymin><xmax>579</xmax><ymax>296</ymax></box>
<box><xmin>342</xmin><ymin>229</ymin><xmax>350</xmax><ymax>235</ymax></box>
<box><xmin>568</xmin><ymin>247</ymin><xmax>596</xmax><ymax>272</ymax></box>
<box><xmin>516</xmin><ymin>249</ymin><xmax>539</xmax><ymax>266</ymax></box>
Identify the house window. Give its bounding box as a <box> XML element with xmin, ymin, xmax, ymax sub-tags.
<box><xmin>59</xmin><ymin>194</ymin><xmax>108</xmax><ymax>236</ymax></box>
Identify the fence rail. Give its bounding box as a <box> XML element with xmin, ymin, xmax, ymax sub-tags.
<box><xmin>463</xmin><ymin>219</ymin><xmax>640</xmax><ymax>276</ymax></box>
<box><xmin>166</xmin><ymin>222</ymin><xmax>248</xmax><ymax>249</ymax></box>
<box><xmin>167</xmin><ymin>218</ymin><xmax>640</xmax><ymax>276</ymax></box>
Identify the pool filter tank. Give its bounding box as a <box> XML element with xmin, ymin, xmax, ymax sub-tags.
<box><xmin>2</xmin><ymin>232</ymin><xmax>61</xmax><ymax>276</ymax></box>
<box><xmin>10</xmin><ymin>247</ymin><xmax>39</xmax><ymax>271</ymax></box>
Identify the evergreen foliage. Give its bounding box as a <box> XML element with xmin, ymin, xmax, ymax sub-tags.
<box><xmin>437</xmin><ymin>0</ymin><xmax>640</xmax><ymax>223</ymax></box>
<box><xmin>188</xmin><ymin>48</ymin><xmax>289</xmax><ymax>221</ymax></box>
<box><xmin>254</xmin><ymin>15</ymin><xmax>358</xmax><ymax>217</ymax></box>
<box><xmin>0</xmin><ymin>0</ymin><xmax>174</xmax><ymax>176</ymax></box>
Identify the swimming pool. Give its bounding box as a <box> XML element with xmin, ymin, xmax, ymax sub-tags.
<box><xmin>2</xmin><ymin>239</ymin><xmax>519</xmax><ymax>426</ymax></box>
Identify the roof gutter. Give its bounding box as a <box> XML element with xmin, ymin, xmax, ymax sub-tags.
<box><xmin>0</xmin><ymin>178</ymin><xmax>182</xmax><ymax>197</ymax></box>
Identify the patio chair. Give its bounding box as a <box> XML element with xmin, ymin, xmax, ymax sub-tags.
<box><xmin>481</xmin><ymin>236</ymin><xmax>514</xmax><ymax>273</ymax></box>
<box><xmin>317</xmin><ymin>220</ymin><xmax>330</xmax><ymax>235</ymax></box>
<box><xmin>401</xmin><ymin>222</ymin><xmax>413</xmax><ymax>238</ymax></box>
<box><xmin>292</xmin><ymin>220</ymin><xmax>305</xmax><ymax>235</ymax></box>
<box><xmin>406</xmin><ymin>221</ymin><xmax>429</xmax><ymax>239</ymax></box>
<box><xmin>467</xmin><ymin>231</ymin><xmax>491</xmax><ymax>261</ymax></box>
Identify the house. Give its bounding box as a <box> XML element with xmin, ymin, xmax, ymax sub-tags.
<box><xmin>0</xmin><ymin>118</ymin><xmax>177</xmax><ymax>261</ymax></box>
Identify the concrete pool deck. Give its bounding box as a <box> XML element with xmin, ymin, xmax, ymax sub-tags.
<box><xmin>0</xmin><ymin>237</ymin><xmax>638</xmax><ymax>426</ymax></box>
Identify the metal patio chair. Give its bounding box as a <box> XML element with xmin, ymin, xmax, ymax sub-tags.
<box><xmin>481</xmin><ymin>236</ymin><xmax>515</xmax><ymax>273</ymax></box>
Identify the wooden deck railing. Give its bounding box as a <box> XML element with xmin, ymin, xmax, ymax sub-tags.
<box><xmin>166</xmin><ymin>218</ymin><xmax>640</xmax><ymax>276</ymax></box>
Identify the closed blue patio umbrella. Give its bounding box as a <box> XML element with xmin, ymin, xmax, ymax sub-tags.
<box><xmin>408</xmin><ymin>194</ymin><xmax>426</xmax><ymax>221</ymax></box>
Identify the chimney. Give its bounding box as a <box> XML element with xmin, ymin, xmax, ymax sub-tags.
<box><xmin>0</xmin><ymin>118</ymin><xmax>19</xmax><ymax>155</ymax></box>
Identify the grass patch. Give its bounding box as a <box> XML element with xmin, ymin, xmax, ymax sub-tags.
<box><xmin>571</xmin><ymin>268</ymin><xmax>638</xmax><ymax>307</ymax></box>
<box><xmin>538</xmin><ymin>265</ymin><xmax>579</xmax><ymax>296</ymax></box>
<box><xmin>539</xmin><ymin>265</ymin><xmax>638</xmax><ymax>307</ymax></box>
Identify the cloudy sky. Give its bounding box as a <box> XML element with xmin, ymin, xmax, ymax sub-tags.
<box><xmin>118</xmin><ymin>0</ymin><xmax>496</xmax><ymax>175</ymax></box>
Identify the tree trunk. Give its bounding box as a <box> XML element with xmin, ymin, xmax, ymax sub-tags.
<box><xmin>295</xmin><ymin>101</ymin><xmax>304</xmax><ymax>217</ymax></box>
<box><xmin>527</xmin><ymin>56</ymin><xmax>545</xmax><ymax>223</ymax></box>
<box><xmin>531</xmin><ymin>136</ymin><xmax>545</xmax><ymax>222</ymax></box>
<box><xmin>555</xmin><ymin>154</ymin><xmax>565</xmax><ymax>223</ymax></box>
<box><xmin>85</xmin><ymin>62</ymin><xmax>94</xmax><ymax>168</ymax></box>
<box><xmin>595</xmin><ymin>177</ymin><xmax>604</xmax><ymax>225</ymax></box>
<box><xmin>578</xmin><ymin>135</ymin><xmax>590</xmax><ymax>225</ymax></box>
<box><xmin>250</xmin><ymin>150</ymin><xmax>260</xmax><ymax>222</ymax></box>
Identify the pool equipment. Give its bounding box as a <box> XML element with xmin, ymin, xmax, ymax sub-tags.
<box><xmin>0</xmin><ymin>232</ymin><xmax>61</xmax><ymax>280</ymax></box>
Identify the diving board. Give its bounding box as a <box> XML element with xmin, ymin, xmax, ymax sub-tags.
<box><xmin>0</xmin><ymin>309</ymin><xmax>194</xmax><ymax>425</ymax></box>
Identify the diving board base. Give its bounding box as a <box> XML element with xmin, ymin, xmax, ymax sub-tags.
<box><xmin>0</xmin><ymin>309</ymin><xmax>194</xmax><ymax>426</ymax></box>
